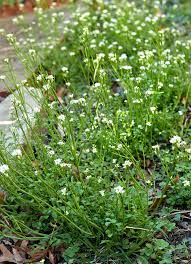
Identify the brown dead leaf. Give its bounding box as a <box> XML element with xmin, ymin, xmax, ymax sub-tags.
<box><xmin>0</xmin><ymin>243</ymin><xmax>25</xmax><ymax>263</ymax></box>
<box><xmin>0</xmin><ymin>191</ymin><xmax>6</xmax><ymax>205</ymax></box>
<box><xmin>13</xmin><ymin>248</ymin><xmax>24</xmax><ymax>263</ymax></box>
<box><xmin>29</xmin><ymin>249</ymin><xmax>48</xmax><ymax>262</ymax></box>
<box><xmin>149</xmin><ymin>197</ymin><xmax>163</xmax><ymax>211</ymax></box>
<box><xmin>183</xmin><ymin>105</ymin><xmax>191</xmax><ymax>128</ymax></box>
<box><xmin>56</xmin><ymin>86</ymin><xmax>69</xmax><ymax>104</ymax></box>
<box><xmin>181</xmin><ymin>96</ymin><xmax>187</xmax><ymax>106</ymax></box>
<box><xmin>49</xmin><ymin>249</ymin><xmax>56</xmax><ymax>264</ymax></box>
<box><xmin>20</xmin><ymin>240</ymin><xmax>29</xmax><ymax>250</ymax></box>
<box><xmin>0</xmin><ymin>91</ymin><xmax>10</xmax><ymax>103</ymax></box>
<box><xmin>14</xmin><ymin>240</ymin><xmax>29</xmax><ymax>255</ymax></box>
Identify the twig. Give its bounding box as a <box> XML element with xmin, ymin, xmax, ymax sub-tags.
<box><xmin>170</xmin><ymin>210</ymin><xmax>191</xmax><ymax>216</ymax></box>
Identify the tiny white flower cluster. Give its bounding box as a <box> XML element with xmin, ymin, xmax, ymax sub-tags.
<box><xmin>48</xmin><ymin>150</ymin><xmax>55</xmax><ymax>156</ymax></box>
<box><xmin>0</xmin><ymin>164</ymin><xmax>9</xmax><ymax>174</ymax></box>
<box><xmin>150</xmin><ymin>106</ymin><xmax>157</xmax><ymax>114</ymax></box>
<box><xmin>114</xmin><ymin>185</ymin><xmax>125</xmax><ymax>194</ymax></box>
<box><xmin>43</xmin><ymin>83</ymin><xmax>51</xmax><ymax>91</ymax></box>
<box><xmin>54</xmin><ymin>159</ymin><xmax>71</xmax><ymax>168</ymax></box>
<box><xmin>183</xmin><ymin>180</ymin><xmax>190</xmax><ymax>187</ymax></box>
<box><xmin>12</xmin><ymin>149</ymin><xmax>22</xmax><ymax>157</ymax></box>
<box><xmin>122</xmin><ymin>160</ymin><xmax>132</xmax><ymax>168</ymax></box>
<box><xmin>120</xmin><ymin>65</ymin><xmax>132</xmax><ymax>70</ymax></box>
<box><xmin>70</xmin><ymin>98</ymin><xmax>86</xmax><ymax>106</ymax></box>
<box><xmin>61</xmin><ymin>187</ymin><xmax>67</xmax><ymax>195</ymax></box>
<box><xmin>0</xmin><ymin>75</ymin><xmax>6</xmax><ymax>81</ymax></box>
<box><xmin>29</xmin><ymin>49</ymin><xmax>36</xmax><ymax>56</ymax></box>
<box><xmin>6</xmin><ymin>33</ymin><xmax>15</xmax><ymax>43</ymax></box>
<box><xmin>99</xmin><ymin>190</ymin><xmax>105</xmax><ymax>196</ymax></box>
<box><xmin>61</xmin><ymin>66</ymin><xmax>69</xmax><ymax>74</ymax></box>
<box><xmin>58</xmin><ymin>114</ymin><xmax>66</xmax><ymax>122</ymax></box>
<box><xmin>169</xmin><ymin>136</ymin><xmax>186</xmax><ymax>147</ymax></box>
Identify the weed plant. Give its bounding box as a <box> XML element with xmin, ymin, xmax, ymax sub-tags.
<box><xmin>0</xmin><ymin>0</ymin><xmax>191</xmax><ymax>263</ymax></box>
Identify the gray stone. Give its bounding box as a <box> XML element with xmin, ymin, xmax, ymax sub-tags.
<box><xmin>0</xmin><ymin>87</ymin><xmax>41</xmax><ymax>150</ymax></box>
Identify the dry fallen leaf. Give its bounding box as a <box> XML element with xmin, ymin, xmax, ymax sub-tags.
<box><xmin>0</xmin><ymin>242</ymin><xmax>25</xmax><ymax>263</ymax></box>
<box><xmin>29</xmin><ymin>249</ymin><xmax>48</xmax><ymax>262</ymax></box>
<box><xmin>49</xmin><ymin>249</ymin><xmax>56</xmax><ymax>264</ymax></box>
<box><xmin>0</xmin><ymin>191</ymin><xmax>6</xmax><ymax>205</ymax></box>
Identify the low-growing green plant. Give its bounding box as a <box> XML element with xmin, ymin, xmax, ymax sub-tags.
<box><xmin>0</xmin><ymin>0</ymin><xmax>191</xmax><ymax>262</ymax></box>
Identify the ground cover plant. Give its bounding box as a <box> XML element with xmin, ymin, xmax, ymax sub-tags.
<box><xmin>0</xmin><ymin>0</ymin><xmax>191</xmax><ymax>263</ymax></box>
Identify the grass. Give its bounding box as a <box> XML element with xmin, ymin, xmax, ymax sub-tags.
<box><xmin>0</xmin><ymin>0</ymin><xmax>191</xmax><ymax>263</ymax></box>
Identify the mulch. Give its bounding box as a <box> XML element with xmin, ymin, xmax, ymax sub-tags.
<box><xmin>0</xmin><ymin>0</ymin><xmax>68</xmax><ymax>18</ymax></box>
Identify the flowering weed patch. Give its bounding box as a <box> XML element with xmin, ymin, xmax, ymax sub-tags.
<box><xmin>0</xmin><ymin>0</ymin><xmax>191</xmax><ymax>263</ymax></box>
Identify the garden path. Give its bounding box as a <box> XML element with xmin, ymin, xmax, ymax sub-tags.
<box><xmin>0</xmin><ymin>13</ymin><xmax>34</xmax><ymax>92</ymax></box>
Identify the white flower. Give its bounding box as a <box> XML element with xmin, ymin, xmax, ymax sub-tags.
<box><xmin>47</xmin><ymin>75</ymin><xmax>54</xmax><ymax>81</ymax></box>
<box><xmin>150</xmin><ymin>106</ymin><xmax>157</xmax><ymax>113</ymax></box>
<box><xmin>70</xmin><ymin>98</ymin><xmax>86</xmax><ymax>106</ymax></box>
<box><xmin>183</xmin><ymin>180</ymin><xmax>190</xmax><ymax>187</ymax></box>
<box><xmin>6</xmin><ymin>33</ymin><xmax>14</xmax><ymax>40</ymax></box>
<box><xmin>34</xmin><ymin>107</ymin><xmax>40</xmax><ymax>113</ymax></box>
<box><xmin>119</xmin><ymin>54</ymin><xmax>127</xmax><ymax>61</ymax></box>
<box><xmin>12</xmin><ymin>17</ymin><xmax>19</xmax><ymax>24</ymax></box>
<box><xmin>58</xmin><ymin>141</ymin><xmax>64</xmax><ymax>145</ymax></box>
<box><xmin>43</xmin><ymin>84</ymin><xmax>50</xmax><ymax>91</ymax></box>
<box><xmin>185</xmin><ymin>148</ymin><xmax>191</xmax><ymax>154</ymax></box>
<box><xmin>117</xmin><ymin>144</ymin><xmax>123</xmax><ymax>150</ymax></box>
<box><xmin>120</xmin><ymin>65</ymin><xmax>132</xmax><ymax>70</ymax></box>
<box><xmin>122</xmin><ymin>160</ymin><xmax>132</xmax><ymax>168</ymax></box>
<box><xmin>114</xmin><ymin>185</ymin><xmax>125</xmax><ymax>194</ymax></box>
<box><xmin>61</xmin><ymin>66</ymin><xmax>68</xmax><ymax>73</ymax></box>
<box><xmin>29</xmin><ymin>49</ymin><xmax>36</xmax><ymax>56</ymax></box>
<box><xmin>152</xmin><ymin>144</ymin><xmax>160</xmax><ymax>150</ymax></box>
<box><xmin>84</xmin><ymin>148</ymin><xmax>90</xmax><ymax>153</ymax></box>
<box><xmin>99</xmin><ymin>190</ymin><xmax>105</xmax><ymax>196</ymax></box>
<box><xmin>37</xmin><ymin>75</ymin><xmax>43</xmax><ymax>81</ymax></box>
<box><xmin>0</xmin><ymin>164</ymin><xmax>9</xmax><ymax>174</ymax></box>
<box><xmin>48</xmin><ymin>150</ymin><xmax>55</xmax><ymax>156</ymax></box>
<box><xmin>92</xmin><ymin>147</ymin><xmax>97</xmax><ymax>153</ymax></box>
<box><xmin>60</xmin><ymin>163</ymin><xmax>72</xmax><ymax>168</ymax></box>
<box><xmin>0</xmin><ymin>28</ymin><xmax>5</xmax><ymax>34</ymax></box>
<box><xmin>0</xmin><ymin>75</ymin><xmax>6</xmax><ymax>81</ymax></box>
<box><xmin>69</xmin><ymin>52</ymin><xmax>75</xmax><ymax>56</ymax></box>
<box><xmin>97</xmin><ymin>53</ymin><xmax>105</xmax><ymax>59</ymax></box>
<box><xmin>146</xmin><ymin>122</ymin><xmax>152</xmax><ymax>126</ymax></box>
<box><xmin>58</xmin><ymin>114</ymin><xmax>65</xmax><ymax>121</ymax></box>
<box><xmin>12</xmin><ymin>149</ymin><xmax>22</xmax><ymax>157</ymax></box>
<box><xmin>4</xmin><ymin>58</ymin><xmax>9</xmax><ymax>63</ymax></box>
<box><xmin>170</xmin><ymin>135</ymin><xmax>182</xmax><ymax>144</ymax></box>
<box><xmin>145</xmin><ymin>89</ymin><xmax>154</xmax><ymax>96</ymax></box>
<box><xmin>66</xmin><ymin>82</ymin><xmax>71</xmax><ymax>87</ymax></box>
<box><xmin>94</xmin><ymin>82</ymin><xmax>101</xmax><ymax>88</ymax></box>
<box><xmin>98</xmin><ymin>177</ymin><xmax>102</xmax><ymax>183</ymax></box>
<box><xmin>54</xmin><ymin>158</ymin><xmax>62</xmax><ymax>165</ymax></box>
<box><xmin>61</xmin><ymin>187</ymin><xmax>67</xmax><ymax>195</ymax></box>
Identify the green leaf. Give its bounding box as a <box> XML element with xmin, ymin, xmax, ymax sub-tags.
<box><xmin>64</xmin><ymin>245</ymin><xmax>80</xmax><ymax>258</ymax></box>
<box><xmin>155</xmin><ymin>239</ymin><xmax>169</xmax><ymax>249</ymax></box>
